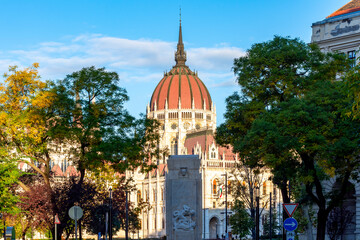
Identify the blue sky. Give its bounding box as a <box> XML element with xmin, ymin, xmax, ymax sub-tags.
<box><xmin>0</xmin><ymin>0</ymin><xmax>350</xmax><ymax>124</ymax></box>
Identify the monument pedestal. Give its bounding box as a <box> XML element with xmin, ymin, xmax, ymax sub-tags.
<box><xmin>166</xmin><ymin>155</ymin><xmax>202</xmax><ymax>240</ymax></box>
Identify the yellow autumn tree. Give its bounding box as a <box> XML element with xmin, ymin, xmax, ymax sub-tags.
<box><xmin>0</xmin><ymin>63</ymin><xmax>55</xmax><ymax>189</ymax></box>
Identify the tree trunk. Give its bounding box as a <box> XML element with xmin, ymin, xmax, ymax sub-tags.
<box><xmin>250</xmin><ymin>208</ymin><xmax>256</xmax><ymax>239</ymax></box>
<box><xmin>303</xmin><ymin>205</ymin><xmax>314</xmax><ymax>240</ymax></box>
<box><xmin>316</xmin><ymin>208</ymin><xmax>328</xmax><ymax>240</ymax></box>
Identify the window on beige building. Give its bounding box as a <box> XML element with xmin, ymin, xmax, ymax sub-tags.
<box><xmin>212</xmin><ymin>179</ymin><xmax>218</xmax><ymax>195</ymax></box>
<box><xmin>348</xmin><ymin>50</ymin><xmax>356</xmax><ymax>67</ymax></box>
<box><xmin>137</xmin><ymin>190</ymin><xmax>142</xmax><ymax>203</ymax></box>
<box><xmin>263</xmin><ymin>182</ymin><xmax>267</xmax><ymax>196</ymax></box>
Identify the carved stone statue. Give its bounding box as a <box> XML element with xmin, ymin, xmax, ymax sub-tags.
<box><xmin>173</xmin><ymin>205</ymin><xmax>196</xmax><ymax>231</ymax></box>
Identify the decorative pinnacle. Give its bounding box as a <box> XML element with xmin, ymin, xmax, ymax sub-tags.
<box><xmin>175</xmin><ymin>8</ymin><xmax>187</xmax><ymax>66</ymax></box>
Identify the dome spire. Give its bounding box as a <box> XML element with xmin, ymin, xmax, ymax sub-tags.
<box><xmin>175</xmin><ymin>7</ymin><xmax>187</xmax><ymax>66</ymax></box>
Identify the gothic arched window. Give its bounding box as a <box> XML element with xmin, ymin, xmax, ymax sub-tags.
<box><xmin>263</xmin><ymin>182</ymin><xmax>267</xmax><ymax>195</ymax></box>
<box><xmin>212</xmin><ymin>179</ymin><xmax>218</xmax><ymax>195</ymax></box>
<box><xmin>137</xmin><ymin>190</ymin><xmax>142</xmax><ymax>203</ymax></box>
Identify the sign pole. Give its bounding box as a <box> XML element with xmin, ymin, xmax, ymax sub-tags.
<box><xmin>125</xmin><ymin>191</ymin><xmax>129</xmax><ymax>240</ymax></box>
<box><xmin>54</xmin><ymin>214</ymin><xmax>61</xmax><ymax>240</ymax></box>
<box><xmin>68</xmin><ymin>206</ymin><xmax>83</xmax><ymax>240</ymax></box>
<box><xmin>75</xmin><ymin>220</ymin><xmax>77</xmax><ymax>240</ymax></box>
<box><xmin>270</xmin><ymin>192</ymin><xmax>272</xmax><ymax>240</ymax></box>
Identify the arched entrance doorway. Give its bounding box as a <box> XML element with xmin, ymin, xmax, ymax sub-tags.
<box><xmin>209</xmin><ymin>217</ymin><xmax>220</xmax><ymax>239</ymax></box>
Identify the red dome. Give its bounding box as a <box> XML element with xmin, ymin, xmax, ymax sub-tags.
<box><xmin>150</xmin><ymin>66</ymin><xmax>212</xmax><ymax>111</ymax></box>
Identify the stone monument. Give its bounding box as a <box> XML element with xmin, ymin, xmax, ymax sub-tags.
<box><xmin>166</xmin><ymin>155</ymin><xmax>202</xmax><ymax>240</ymax></box>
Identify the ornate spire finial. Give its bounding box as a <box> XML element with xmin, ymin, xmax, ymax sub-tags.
<box><xmin>175</xmin><ymin>8</ymin><xmax>187</xmax><ymax>66</ymax></box>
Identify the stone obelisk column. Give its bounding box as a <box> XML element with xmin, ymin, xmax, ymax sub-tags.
<box><xmin>166</xmin><ymin>155</ymin><xmax>202</xmax><ymax>240</ymax></box>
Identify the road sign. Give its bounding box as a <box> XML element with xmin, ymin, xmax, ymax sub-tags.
<box><xmin>286</xmin><ymin>231</ymin><xmax>295</xmax><ymax>240</ymax></box>
<box><xmin>283</xmin><ymin>203</ymin><xmax>299</xmax><ymax>217</ymax></box>
<box><xmin>283</xmin><ymin>217</ymin><xmax>298</xmax><ymax>232</ymax></box>
<box><xmin>69</xmin><ymin>206</ymin><xmax>83</xmax><ymax>220</ymax></box>
<box><xmin>55</xmin><ymin>214</ymin><xmax>61</xmax><ymax>224</ymax></box>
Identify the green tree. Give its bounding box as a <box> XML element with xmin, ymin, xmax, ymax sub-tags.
<box><xmin>229</xmin><ymin>200</ymin><xmax>253</xmax><ymax>240</ymax></box>
<box><xmin>52</xmin><ymin>66</ymin><xmax>162</xmax><ymax>185</ymax></box>
<box><xmin>0</xmin><ymin>158</ymin><xmax>21</xmax><ymax>214</ymax></box>
<box><xmin>262</xmin><ymin>207</ymin><xmax>281</xmax><ymax>238</ymax></box>
<box><xmin>0</xmin><ymin>64</ymin><xmax>56</xmax><ymax>190</ymax></box>
<box><xmin>0</xmin><ymin>65</ymin><xmax>162</xmax><ymax>240</ymax></box>
<box><xmin>216</xmin><ymin>36</ymin><xmax>355</xmax><ymax>240</ymax></box>
<box><xmin>248</xmin><ymin>80</ymin><xmax>360</xmax><ymax>239</ymax></box>
<box><xmin>228</xmin><ymin>163</ymin><xmax>266</xmax><ymax>239</ymax></box>
<box><xmin>344</xmin><ymin>56</ymin><xmax>360</xmax><ymax>118</ymax></box>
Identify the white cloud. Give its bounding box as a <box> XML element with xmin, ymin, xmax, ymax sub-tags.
<box><xmin>0</xmin><ymin>34</ymin><xmax>244</xmax><ymax>81</ymax></box>
<box><xmin>187</xmin><ymin>47</ymin><xmax>245</xmax><ymax>71</ymax></box>
<box><xmin>0</xmin><ymin>34</ymin><xmax>244</xmax><ymax>124</ymax></box>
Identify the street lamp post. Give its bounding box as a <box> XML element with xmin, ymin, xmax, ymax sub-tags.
<box><xmin>125</xmin><ymin>190</ymin><xmax>129</xmax><ymax>240</ymax></box>
<box><xmin>270</xmin><ymin>192</ymin><xmax>272</xmax><ymax>240</ymax></box>
<box><xmin>221</xmin><ymin>172</ymin><xmax>228</xmax><ymax>236</ymax></box>
<box><xmin>109</xmin><ymin>188</ymin><xmax>112</xmax><ymax>240</ymax></box>
<box><xmin>256</xmin><ymin>186</ymin><xmax>260</xmax><ymax>240</ymax></box>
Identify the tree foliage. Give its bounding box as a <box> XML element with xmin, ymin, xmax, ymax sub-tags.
<box><xmin>229</xmin><ymin>200</ymin><xmax>253</xmax><ymax>239</ymax></box>
<box><xmin>52</xmin><ymin>66</ymin><xmax>162</xmax><ymax>184</ymax></box>
<box><xmin>0</xmin><ymin>64</ymin><xmax>55</xmax><ymax>189</ymax></box>
<box><xmin>262</xmin><ymin>207</ymin><xmax>281</xmax><ymax>238</ymax></box>
<box><xmin>216</xmin><ymin>36</ymin><xmax>357</xmax><ymax>240</ymax></box>
<box><xmin>228</xmin><ymin>163</ymin><xmax>266</xmax><ymax>239</ymax></box>
<box><xmin>0</xmin><ymin>65</ymin><xmax>161</xmax><ymax>240</ymax></box>
<box><xmin>0</xmin><ymin>158</ymin><xmax>21</xmax><ymax>214</ymax></box>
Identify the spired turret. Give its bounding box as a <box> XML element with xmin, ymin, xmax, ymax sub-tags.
<box><xmin>147</xmin><ymin>20</ymin><xmax>216</xmax><ymax>159</ymax></box>
<box><xmin>175</xmin><ymin>20</ymin><xmax>187</xmax><ymax>66</ymax></box>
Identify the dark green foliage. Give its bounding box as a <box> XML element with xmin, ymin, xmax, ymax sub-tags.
<box><xmin>229</xmin><ymin>200</ymin><xmax>253</xmax><ymax>239</ymax></box>
<box><xmin>81</xmin><ymin>181</ymin><xmax>142</xmax><ymax>237</ymax></box>
<box><xmin>262</xmin><ymin>207</ymin><xmax>281</xmax><ymax>238</ymax></box>
<box><xmin>217</xmin><ymin>35</ymin><xmax>358</xmax><ymax>240</ymax></box>
<box><xmin>51</xmin><ymin>66</ymin><xmax>162</xmax><ymax>184</ymax></box>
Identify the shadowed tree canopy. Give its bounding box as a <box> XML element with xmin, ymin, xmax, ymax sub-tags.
<box><xmin>216</xmin><ymin>36</ymin><xmax>357</xmax><ymax>240</ymax></box>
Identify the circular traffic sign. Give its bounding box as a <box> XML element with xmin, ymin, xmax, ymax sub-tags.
<box><xmin>284</xmin><ymin>217</ymin><xmax>298</xmax><ymax>232</ymax></box>
<box><xmin>68</xmin><ymin>206</ymin><xmax>83</xmax><ymax>220</ymax></box>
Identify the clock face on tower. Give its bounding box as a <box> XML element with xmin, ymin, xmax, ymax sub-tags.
<box><xmin>171</xmin><ymin>123</ymin><xmax>177</xmax><ymax>130</ymax></box>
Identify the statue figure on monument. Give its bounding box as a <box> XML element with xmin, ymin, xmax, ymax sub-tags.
<box><xmin>173</xmin><ymin>205</ymin><xmax>196</xmax><ymax>231</ymax></box>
